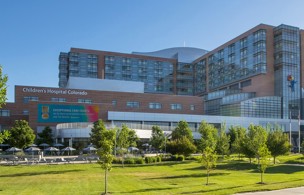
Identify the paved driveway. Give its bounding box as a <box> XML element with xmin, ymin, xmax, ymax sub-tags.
<box><xmin>237</xmin><ymin>187</ymin><xmax>304</xmax><ymax>195</ymax></box>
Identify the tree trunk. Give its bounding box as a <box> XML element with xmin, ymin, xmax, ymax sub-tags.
<box><xmin>104</xmin><ymin>169</ymin><xmax>108</xmax><ymax>194</ymax></box>
<box><xmin>238</xmin><ymin>153</ymin><xmax>241</xmax><ymax>160</ymax></box>
<box><xmin>260</xmin><ymin>171</ymin><xmax>263</xmax><ymax>184</ymax></box>
<box><xmin>273</xmin><ymin>156</ymin><xmax>276</xmax><ymax>164</ymax></box>
<box><xmin>206</xmin><ymin>170</ymin><xmax>209</xmax><ymax>185</ymax></box>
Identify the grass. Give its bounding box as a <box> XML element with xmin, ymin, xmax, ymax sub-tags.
<box><xmin>0</xmin><ymin>158</ymin><xmax>303</xmax><ymax>195</ymax></box>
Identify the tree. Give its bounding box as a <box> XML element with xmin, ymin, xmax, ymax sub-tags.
<box><xmin>96</xmin><ymin>124</ymin><xmax>115</xmax><ymax>195</ymax></box>
<box><xmin>116</xmin><ymin>124</ymin><xmax>129</xmax><ymax>150</ymax></box>
<box><xmin>0</xmin><ymin>130</ymin><xmax>10</xmax><ymax>144</ymax></box>
<box><xmin>242</xmin><ymin>124</ymin><xmax>267</xmax><ymax>163</ymax></box>
<box><xmin>301</xmin><ymin>140</ymin><xmax>304</xmax><ymax>155</ymax></box>
<box><xmin>128</xmin><ymin>128</ymin><xmax>139</xmax><ymax>147</ymax></box>
<box><xmin>198</xmin><ymin>121</ymin><xmax>218</xmax><ymax>152</ymax></box>
<box><xmin>90</xmin><ymin>119</ymin><xmax>107</xmax><ymax>149</ymax></box>
<box><xmin>150</xmin><ymin>125</ymin><xmax>165</xmax><ymax>151</ymax></box>
<box><xmin>231</xmin><ymin>126</ymin><xmax>246</xmax><ymax>159</ymax></box>
<box><xmin>216</xmin><ymin>123</ymin><xmax>230</xmax><ymax>158</ymax></box>
<box><xmin>199</xmin><ymin>146</ymin><xmax>217</xmax><ymax>185</ymax></box>
<box><xmin>166</xmin><ymin>136</ymin><xmax>196</xmax><ymax>156</ymax></box>
<box><xmin>171</xmin><ymin>120</ymin><xmax>193</xmax><ymax>142</ymax></box>
<box><xmin>0</xmin><ymin>65</ymin><xmax>8</xmax><ymax>107</ymax></box>
<box><xmin>257</xmin><ymin>145</ymin><xmax>271</xmax><ymax>184</ymax></box>
<box><xmin>36</xmin><ymin>126</ymin><xmax>53</xmax><ymax>145</ymax></box>
<box><xmin>267</xmin><ymin>127</ymin><xmax>291</xmax><ymax>164</ymax></box>
<box><xmin>8</xmin><ymin>120</ymin><xmax>35</xmax><ymax>149</ymax></box>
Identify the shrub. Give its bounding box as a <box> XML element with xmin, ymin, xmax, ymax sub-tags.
<box><xmin>156</xmin><ymin>156</ymin><xmax>162</xmax><ymax>162</ymax></box>
<box><xmin>124</xmin><ymin>158</ymin><xmax>135</xmax><ymax>164</ymax></box>
<box><xmin>135</xmin><ymin>157</ymin><xmax>145</xmax><ymax>164</ymax></box>
<box><xmin>177</xmin><ymin>155</ymin><xmax>185</xmax><ymax>161</ymax></box>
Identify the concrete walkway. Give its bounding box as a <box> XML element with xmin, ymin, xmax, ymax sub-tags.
<box><xmin>237</xmin><ymin>186</ymin><xmax>304</xmax><ymax>194</ymax></box>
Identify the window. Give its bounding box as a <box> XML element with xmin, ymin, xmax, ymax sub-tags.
<box><xmin>126</xmin><ymin>101</ymin><xmax>139</xmax><ymax>108</ymax></box>
<box><xmin>0</xmin><ymin>110</ymin><xmax>10</xmax><ymax>117</ymax></box>
<box><xmin>241</xmin><ymin>80</ymin><xmax>252</xmax><ymax>88</ymax></box>
<box><xmin>78</xmin><ymin>99</ymin><xmax>92</xmax><ymax>104</ymax></box>
<box><xmin>112</xmin><ymin>100</ymin><xmax>117</xmax><ymax>106</ymax></box>
<box><xmin>51</xmin><ymin>97</ymin><xmax>66</xmax><ymax>102</ymax></box>
<box><xmin>171</xmin><ymin>104</ymin><xmax>182</xmax><ymax>110</ymax></box>
<box><xmin>240</xmin><ymin>37</ymin><xmax>247</xmax><ymax>48</ymax></box>
<box><xmin>228</xmin><ymin>43</ymin><xmax>235</xmax><ymax>54</ymax></box>
<box><xmin>149</xmin><ymin>102</ymin><xmax>162</xmax><ymax>109</ymax></box>
<box><xmin>23</xmin><ymin>110</ymin><xmax>29</xmax><ymax>115</ymax></box>
<box><xmin>190</xmin><ymin>105</ymin><xmax>195</xmax><ymax>111</ymax></box>
<box><xmin>24</xmin><ymin>96</ymin><xmax>38</xmax><ymax>103</ymax></box>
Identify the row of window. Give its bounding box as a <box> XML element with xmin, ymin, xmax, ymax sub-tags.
<box><xmin>22</xmin><ymin>97</ymin><xmax>196</xmax><ymax>110</ymax></box>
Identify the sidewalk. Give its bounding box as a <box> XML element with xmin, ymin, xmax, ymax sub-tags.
<box><xmin>237</xmin><ymin>186</ymin><xmax>304</xmax><ymax>195</ymax></box>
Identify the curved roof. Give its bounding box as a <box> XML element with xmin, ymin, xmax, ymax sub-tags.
<box><xmin>132</xmin><ymin>47</ymin><xmax>208</xmax><ymax>63</ymax></box>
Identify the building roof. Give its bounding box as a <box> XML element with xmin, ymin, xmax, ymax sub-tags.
<box><xmin>132</xmin><ymin>47</ymin><xmax>208</xmax><ymax>63</ymax></box>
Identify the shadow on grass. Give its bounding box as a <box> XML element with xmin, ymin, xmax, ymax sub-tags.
<box><xmin>185</xmin><ymin>161</ymin><xmax>256</xmax><ymax>172</ymax></box>
<box><xmin>119</xmin><ymin>187</ymin><xmax>175</xmax><ymax>194</ymax></box>
<box><xmin>108</xmin><ymin>161</ymin><xmax>193</xmax><ymax>169</ymax></box>
<box><xmin>145</xmin><ymin>172</ymin><xmax>230</xmax><ymax>180</ymax></box>
<box><xmin>0</xmin><ymin>169</ymin><xmax>83</xmax><ymax>177</ymax></box>
<box><xmin>262</xmin><ymin>165</ymin><xmax>304</xmax><ymax>174</ymax></box>
<box><xmin>181</xmin><ymin>185</ymin><xmax>243</xmax><ymax>194</ymax></box>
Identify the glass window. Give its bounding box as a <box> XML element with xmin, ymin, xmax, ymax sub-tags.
<box><xmin>171</xmin><ymin>104</ymin><xmax>182</xmax><ymax>110</ymax></box>
<box><xmin>0</xmin><ymin>110</ymin><xmax>10</xmax><ymax>117</ymax></box>
<box><xmin>23</xmin><ymin>110</ymin><xmax>29</xmax><ymax>115</ymax></box>
<box><xmin>190</xmin><ymin>105</ymin><xmax>195</xmax><ymax>111</ymax></box>
<box><xmin>78</xmin><ymin>99</ymin><xmax>92</xmax><ymax>104</ymax></box>
<box><xmin>112</xmin><ymin>100</ymin><xmax>117</xmax><ymax>106</ymax></box>
<box><xmin>149</xmin><ymin>102</ymin><xmax>162</xmax><ymax>109</ymax></box>
<box><xmin>51</xmin><ymin>97</ymin><xmax>66</xmax><ymax>102</ymax></box>
<box><xmin>23</xmin><ymin>96</ymin><xmax>38</xmax><ymax>103</ymax></box>
<box><xmin>241</xmin><ymin>80</ymin><xmax>252</xmax><ymax>88</ymax></box>
<box><xmin>126</xmin><ymin>101</ymin><xmax>140</xmax><ymax>108</ymax></box>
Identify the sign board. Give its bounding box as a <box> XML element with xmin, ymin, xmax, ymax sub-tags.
<box><xmin>38</xmin><ymin>104</ymin><xmax>99</xmax><ymax>123</ymax></box>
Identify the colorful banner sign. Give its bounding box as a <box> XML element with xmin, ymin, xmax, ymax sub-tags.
<box><xmin>38</xmin><ymin>104</ymin><xmax>99</xmax><ymax>123</ymax></box>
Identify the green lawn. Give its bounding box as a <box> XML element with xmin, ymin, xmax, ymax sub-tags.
<box><xmin>0</xmin><ymin>158</ymin><xmax>303</xmax><ymax>195</ymax></box>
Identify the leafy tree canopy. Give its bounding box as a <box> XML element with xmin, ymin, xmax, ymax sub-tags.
<box><xmin>267</xmin><ymin>126</ymin><xmax>290</xmax><ymax>164</ymax></box>
<box><xmin>198</xmin><ymin>121</ymin><xmax>218</xmax><ymax>152</ymax></box>
<box><xmin>171</xmin><ymin>120</ymin><xmax>193</xmax><ymax>142</ymax></box>
<box><xmin>90</xmin><ymin>119</ymin><xmax>107</xmax><ymax>149</ymax></box>
<box><xmin>0</xmin><ymin>65</ymin><xmax>8</xmax><ymax>108</ymax></box>
<box><xmin>150</xmin><ymin>125</ymin><xmax>165</xmax><ymax>150</ymax></box>
<box><xmin>8</xmin><ymin>120</ymin><xmax>35</xmax><ymax>149</ymax></box>
<box><xmin>36</xmin><ymin>126</ymin><xmax>53</xmax><ymax>145</ymax></box>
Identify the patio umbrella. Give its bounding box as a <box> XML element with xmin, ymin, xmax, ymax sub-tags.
<box><xmin>6</xmin><ymin>147</ymin><xmax>22</xmax><ymax>155</ymax></box>
<box><xmin>61</xmin><ymin>147</ymin><xmax>76</xmax><ymax>156</ymax></box>
<box><xmin>25</xmin><ymin>147</ymin><xmax>41</xmax><ymax>158</ymax></box>
<box><xmin>128</xmin><ymin>147</ymin><xmax>139</xmax><ymax>153</ymax></box>
<box><xmin>28</xmin><ymin>143</ymin><xmax>37</xmax><ymax>147</ymax></box>
<box><xmin>39</xmin><ymin>143</ymin><xmax>50</xmax><ymax>150</ymax></box>
<box><xmin>83</xmin><ymin>146</ymin><xmax>97</xmax><ymax>154</ymax></box>
<box><xmin>25</xmin><ymin>147</ymin><xmax>41</xmax><ymax>152</ymax></box>
<box><xmin>44</xmin><ymin>147</ymin><xmax>59</xmax><ymax>155</ymax></box>
<box><xmin>53</xmin><ymin>143</ymin><xmax>64</xmax><ymax>148</ymax></box>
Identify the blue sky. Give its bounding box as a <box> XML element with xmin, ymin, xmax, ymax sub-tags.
<box><xmin>1</xmin><ymin>0</ymin><xmax>304</xmax><ymax>102</ymax></box>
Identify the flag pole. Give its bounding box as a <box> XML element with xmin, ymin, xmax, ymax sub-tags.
<box><xmin>299</xmin><ymin>110</ymin><xmax>301</xmax><ymax>153</ymax></box>
<box><xmin>289</xmin><ymin>111</ymin><xmax>292</xmax><ymax>152</ymax></box>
